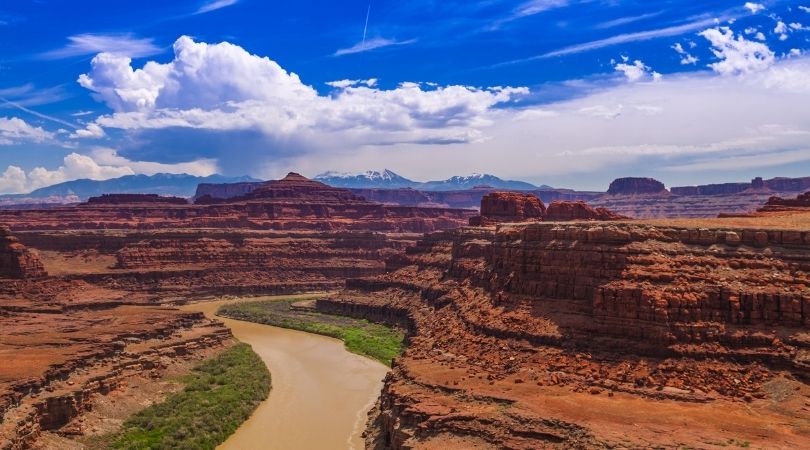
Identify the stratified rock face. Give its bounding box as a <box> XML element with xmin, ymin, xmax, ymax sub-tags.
<box><xmin>85</xmin><ymin>194</ymin><xmax>188</xmax><ymax>205</ymax></box>
<box><xmin>607</xmin><ymin>177</ymin><xmax>667</xmax><ymax>195</ymax></box>
<box><xmin>0</xmin><ymin>226</ymin><xmax>46</xmax><ymax>279</ymax></box>
<box><xmin>760</xmin><ymin>191</ymin><xmax>810</xmax><ymax>211</ymax></box>
<box><xmin>545</xmin><ymin>200</ymin><xmax>626</xmax><ymax>221</ymax></box>
<box><xmin>0</xmin><ymin>173</ymin><xmax>475</xmax><ymax>233</ymax></box>
<box><xmin>469</xmin><ymin>192</ymin><xmax>545</xmax><ymax>225</ymax></box>
<box><xmin>325</xmin><ymin>221</ymin><xmax>810</xmax><ymax>449</ymax></box>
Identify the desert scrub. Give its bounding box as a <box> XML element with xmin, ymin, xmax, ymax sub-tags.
<box><xmin>218</xmin><ymin>298</ymin><xmax>405</xmax><ymax>366</ymax></box>
<box><xmin>110</xmin><ymin>343</ymin><xmax>270</xmax><ymax>450</ymax></box>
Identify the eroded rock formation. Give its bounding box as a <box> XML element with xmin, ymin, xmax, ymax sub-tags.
<box><xmin>470</xmin><ymin>193</ymin><xmax>625</xmax><ymax>225</ymax></box>
<box><xmin>85</xmin><ymin>193</ymin><xmax>189</xmax><ymax>205</ymax></box>
<box><xmin>760</xmin><ymin>191</ymin><xmax>810</xmax><ymax>211</ymax></box>
<box><xmin>607</xmin><ymin>177</ymin><xmax>667</xmax><ymax>195</ymax></box>
<box><xmin>0</xmin><ymin>226</ymin><xmax>46</xmax><ymax>279</ymax></box>
<box><xmin>469</xmin><ymin>192</ymin><xmax>546</xmax><ymax>225</ymax></box>
<box><xmin>323</xmin><ymin>219</ymin><xmax>810</xmax><ymax>449</ymax></box>
<box><xmin>0</xmin><ymin>173</ymin><xmax>474</xmax><ymax>233</ymax></box>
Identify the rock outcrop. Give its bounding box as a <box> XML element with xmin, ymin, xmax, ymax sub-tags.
<box><xmin>470</xmin><ymin>193</ymin><xmax>625</xmax><ymax>225</ymax></box>
<box><xmin>759</xmin><ymin>191</ymin><xmax>810</xmax><ymax>211</ymax></box>
<box><xmin>607</xmin><ymin>177</ymin><xmax>667</xmax><ymax>195</ymax></box>
<box><xmin>469</xmin><ymin>192</ymin><xmax>545</xmax><ymax>225</ymax></box>
<box><xmin>0</xmin><ymin>226</ymin><xmax>46</xmax><ymax>279</ymax></box>
<box><xmin>85</xmin><ymin>194</ymin><xmax>188</xmax><ymax>205</ymax></box>
<box><xmin>325</xmin><ymin>219</ymin><xmax>810</xmax><ymax>449</ymax></box>
<box><xmin>545</xmin><ymin>200</ymin><xmax>627</xmax><ymax>221</ymax></box>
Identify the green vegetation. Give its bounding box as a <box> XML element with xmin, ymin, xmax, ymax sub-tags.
<box><xmin>218</xmin><ymin>297</ymin><xmax>405</xmax><ymax>366</ymax></box>
<box><xmin>108</xmin><ymin>343</ymin><xmax>270</xmax><ymax>450</ymax></box>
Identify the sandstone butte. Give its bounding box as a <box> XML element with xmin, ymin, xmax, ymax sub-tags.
<box><xmin>470</xmin><ymin>192</ymin><xmax>627</xmax><ymax>225</ymax></box>
<box><xmin>0</xmin><ymin>180</ymin><xmax>809</xmax><ymax>449</ymax></box>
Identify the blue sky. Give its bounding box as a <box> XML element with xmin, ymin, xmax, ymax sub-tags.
<box><xmin>1</xmin><ymin>0</ymin><xmax>809</xmax><ymax>192</ymax></box>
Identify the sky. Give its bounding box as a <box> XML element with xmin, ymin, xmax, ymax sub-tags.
<box><xmin>0</xmin><ymin>0</ymin><xmax>809</xmax><ymax>193</ymax></box>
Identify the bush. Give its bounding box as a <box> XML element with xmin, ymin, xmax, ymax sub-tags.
<box><xmin>110</xmin><ymin>343</ymin><xmax>270</xmax><ymax>450</ymax></box>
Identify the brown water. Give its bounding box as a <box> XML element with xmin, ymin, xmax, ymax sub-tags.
<box><xmin>181</xmin><ymin>296</ymin><xmax>389</xmax><ymax>450</ymax></box>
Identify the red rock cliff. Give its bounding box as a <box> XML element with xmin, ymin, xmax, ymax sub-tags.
<box><xmin>324</xmin><ymin>221</ymin><xmax>810</xmax><ymax>449</ymax></box>
<box><xmin>0</xmin><ymin>226</ymin><xmax>46</xmax><ymax>279</ymax></box>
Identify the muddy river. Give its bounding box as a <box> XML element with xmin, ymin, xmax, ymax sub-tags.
<box><xmin>181</xmin><ymin>297</ymin><xmax>389</xmax><ymax>450</ymax></box>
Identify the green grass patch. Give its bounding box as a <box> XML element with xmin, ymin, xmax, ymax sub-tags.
<box><xmin>218</xmin><ymin>298</ymin><xmax>405</xmax><ymax>366</ymax></box>
<box><xmin>109</xmin><ymin>343</ymin><xmax>270</xmax><ymax>450</ymax></box>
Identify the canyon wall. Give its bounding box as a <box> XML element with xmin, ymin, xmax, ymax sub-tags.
<box><xmin>324</xmin><ymin>219</ymin><xmax>810</xmax><ymax>449</ymax></box>
<box><xmin>0</xmin><ymin>173</ymin><xmax>474</xmax><ymax>233</ymax></box>
<box><xmin>0</xmin><ymin>226</ymin><xmax>46</xmax><ymax>279</ymax></box>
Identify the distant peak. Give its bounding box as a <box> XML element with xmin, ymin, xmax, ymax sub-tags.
<box><xmin>281</xmin><ymin>172</ymin><xmax>311</xmax><ymax>182</ymax></box>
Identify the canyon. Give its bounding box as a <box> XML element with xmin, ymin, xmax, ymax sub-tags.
<box><xmin>321</xmin><ymin>212</ymin><xmax>810</xmax><ymax>448</ymax></box>
<box><xmin>194</xmin><ymin>174</ymin><xmax>810</xmax><ymax>219</ymax></box>
<box><xmin>1</xmin><ymin>173</ymin><xmax>809</xmax><ymax>449</ymax></box>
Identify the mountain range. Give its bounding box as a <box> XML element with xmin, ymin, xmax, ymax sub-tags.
<box><xmin>0</xmin><ymin>173</ymin><xmax>260</xmax><ymax>205</ymax></box>
<box><xmin>314</xmin><ymin>170</ymin><xmax>550</xmax><ymax>191</ymax></box>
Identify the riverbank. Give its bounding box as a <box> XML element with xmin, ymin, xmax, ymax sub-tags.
<box><xmin>217</xmin><ymin>297</ymin><xmax>405</xmax><ymax>366</ymax></box>
<box><xmin>181</xmin><ymin>296</ymin><xmax>390</xmax><ymax>450</ymax></box>
<box><xmin>90</xmin><ymin>343</ymin><xmax>270</xmax><ymax>449</ymax></box>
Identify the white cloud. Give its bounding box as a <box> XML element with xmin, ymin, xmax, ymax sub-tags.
<box><xmin>755</xmin><ymin>31</ymin><xmax>766</xmax><ymax>40</ymax></box>
<box><xmin>527</xmin><ymin>18</ymin><xmax>719</xmax><ymax>60</ymax></box>
<box><xmin>283</xmin><ymin>57</ymin><xmax>810</xmax><ymax>186</ymax></box>
<box><xmin>196</xmin><ymin>0</ymin><xmax>239</xmax><ymax>14</ymax></box>
<box><xmin>0</xmin><ymin>150</ymin><xmax>218</xmax><ymax>194</ymax></box>
<box><xmin>744</xmin><ymin>2</ymin><xmax>765</xmax><ymax>14</ymax></box>
<box><xmin>800</xmin><ymin>6</ymin><xmax>810</xmax><ymax>13</ymax></box>
<box><xmin>70</xmin><ymin>123</ymin><xmax>105</xmax><ymax>138</ymax></box>
<box><xmin>78</xmin><ymin>36</ymin><xmax>527</xmax><ymax>148</ymax></box>
<box><xmin>326</xmin><ymin>79</ymin><xmax>378</xmax><ymax>88</ymax></box>
<box><xmin>334</xmin><ymin>37</ymin><xmax>416</xmax><ymax>56</ymax></box>
<box><xmin>700</xmin><ymin>27</ymin><xmax>775</xmax><ymax>75</ymax></box>
<box><xmin>489</xmin><ymin>0</ymin><xmax>571</xmax><ymax>29</ymax></box>
<box><xmin>41</xmin><ymin>33</ymin><xmax>161</xmax><ymax>59</ymax></box>
<box><xmin>614</xmin><ymin>59</ymin><xmax>661</xmax><ymax>82</ymax></box>
<box><xmin>774</xmin><ymin>21</ymin><xmax>789</xmax><ymax>40</ymax></box>
<box><xmin>672</xmin><ymin>42</ymin><xmax>699</xmax><ymax>65</ymax></box>
<box><xmin>0</xmin><ymin>116</ymin><xmax>53</xmax><ymax>145</ymax></box>
<box><xmin>71</xmin><ymin>36</ymin><xmax>810</xmax><ymax>188</ymax></box>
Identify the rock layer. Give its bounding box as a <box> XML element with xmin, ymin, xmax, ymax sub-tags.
<box><xmin>470</xmin><ymin>193</ymin><xmax>625</xmax><ymax>225</ymax></box>
<box><xmin>0</xmin><ymin>173</ymin><xmax>474</xmax><ymax>233</ymax></box>
<box><xmin>324</xmin><ymin>220</ymin><xmax>810</xmax><ymax>448</ymax></box>
<box><xmin>0</xmin><ymin>226</ymin><xmax>45</xmax><ymax>279</ymax></box>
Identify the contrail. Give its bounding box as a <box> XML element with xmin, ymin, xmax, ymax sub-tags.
<box><xmin>0</xmin><ymin>97</ymin><xmax>78</xmax><ymax>129</ymax></box>
<box><xmin>361</xmin><ymin>3</ymin><xmax>371</xmax><ymax>49</ymax></box>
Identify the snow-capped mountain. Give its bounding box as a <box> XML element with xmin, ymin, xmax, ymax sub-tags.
<box><xmin>419</xmin><ymin>173</ymin><xmax>538</xmax><ymax>191</ymax></box>
<box><xmin>315</xmin><ymin>170</ymin><xmax>545</xmax><ymax>191</ymax></box>
<box><xmin>314</xmin><ymin>170</ymin><xmax>418</xmax><ymax>188</ymax></box>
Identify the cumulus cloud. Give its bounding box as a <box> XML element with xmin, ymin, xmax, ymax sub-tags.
<box><xmin>672</xmin><ymin>43</ymin><xmax>699</xmax><ymax>65</ymax></box>
<box><xmin>0</xmin><ymin>116</ymin><xmax>53</xmax><ymax>145</ymax></box>
<box><xmin>69</xmin><ymin>35</ymin><xmax>810</xmax><ymax>188</ymax></box>
<box><xmin>0</xmin><ymin>150</ymin><xmax>218</xmax><ymax>194</ymax></box>
<box><xmin>41</xmin><ymin>33</ymin><xmax>161</xmax><ymax>59</ymax></box>
<box><xmin>283</xmin><ymin>56</ymin><xmax>810</xmax><ymax>187</ymax></box>
<box><xmin>700</xmin><ymin>27</ymin><xmax>775</xmax><ymax>75</ymax></box>
<box><xmin>614</xmin><ymin>58</ymin><xmax>661</xmax><ymax>82</ymax></box>
<box><xmin>743</xmin><ymin>2</ymin><xmax>765</xmax><ymax>14</ymax></box>
<box><xmin>77</xmin><ymin>36</ymin><xmax>527</xmax><ymax>151</ymax></box>
<box><xmin>774</xmin><ymin>21</ymin><xmax>789</xmax><ymax>40</ymax></box>
<box><xmin>326</xmin><ymin>78</ymin><xmax>378</xmax><ymax>88</ymax></box>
